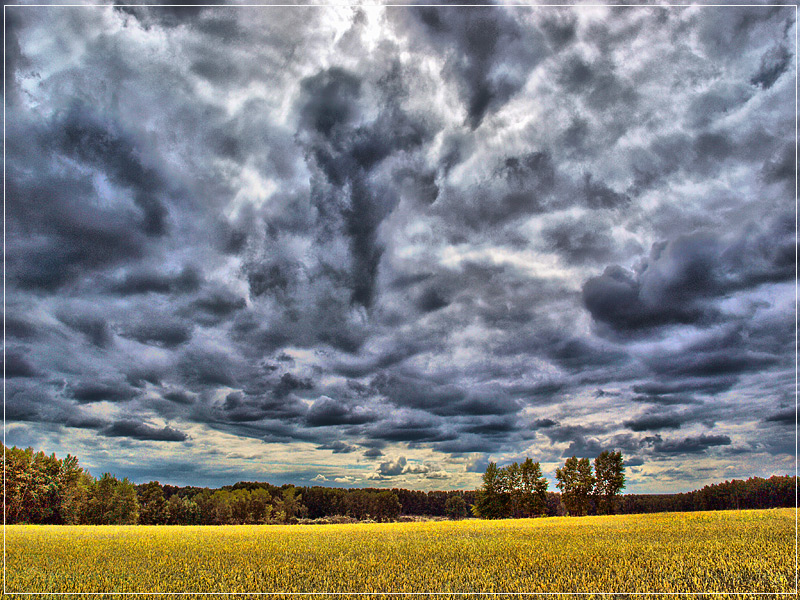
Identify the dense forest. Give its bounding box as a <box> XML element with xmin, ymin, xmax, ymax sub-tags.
<box><xmin>3</xmin><ymin>445</ymin><xmax>796</xmax><ymax>525</ymax></box>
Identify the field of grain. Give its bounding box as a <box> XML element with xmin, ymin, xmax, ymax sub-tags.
<box><xmin>5</xmin><ymin>508</ymin><xmax>795</xmax><ymax>596</ymax></box>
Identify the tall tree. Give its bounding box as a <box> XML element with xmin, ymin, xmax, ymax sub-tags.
<box><xmin>555</xmin><ymin>456</ymin><xmax>595</xmax><ymax>516</ymax></box>
<box><xmin>502</xmin><ymin>462</ymin><xmax>523</xmax><ymax>517</ymax></box>
<box><xmin>594</xmin><ymin>451</ymin><xmax>625</xmax><ymax>515</ymax></box>
<box><xmin>473</xmin><ymin>462</ymin><xmax>505</xmax><ymax>519</ymax></box>
<box><xmin>138</xmin><ymin>481</ymin><xmax>168</xmax><ymax>525</ymax></box>
<box><xmin>519</xmin><ymin>458</ymin><xmax>548</xmax><ymax>517</ymax></box>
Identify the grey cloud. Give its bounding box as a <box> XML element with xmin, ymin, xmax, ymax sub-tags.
<box><xmin>5</xmin><ymin>4</ymin><xmax>794</xmax><ymax>491</ymax></box>
<box><xmin>178</xmin><ymin>347</ymin><xmax>238</xmax><ymax>388</ymax></box>
<box><xmin>653</xmin><ymin>434</ymin><xmax>732</xmax><ymax>455</ymax></box>
<box><xmin>192</xmin><ymin>288</ymin><xmax>247</xmax><ymax>318</ymax></box>
<box><xmin>363</xmin><ymin>447</ymin><xmax>384</xmax><ymax>459</ymax></box>
<box><xmin>102</xmin><ymin>420</ymin><xmax>188</xmax><ymax>442</ymax></box>
<box><xmin>404</xmin><ymin>6</ymin><xmax>546</xmax><ymax>128</ymax></box>
<box><xmin>69</xmin><ymin>380</ymin><xmax>139</xmax><ymax>404</ymax></box>
<box><xmin>583</xmin><ymin>217</ymin><xmax>795</xmax><ymax>335</ymax></box>
<box><xmin>543</xmin><ymin>218</ymin><xmax>617</xmax><ymax>264</ymax></box>
<box><xmin>317</xmin><ymin>441</ymin><xmax>358</xmax><ymax>454</ymax></box>
<box><xmin>107</xmin><ymin>266</ymin><xmax>202</xmax><ymax>296</ymax></box>
<box><xmin>162</xmin><ymin>389</ymin><xmax>196</xmax><ymax>405</ymax></box>
<box><xmin>305</xmin><ymin>396</ymin><xmax>375</xmax><ymax>427</ymax></box>
<box><xmin>764</xmin><ymin>408</ymin><xmax>794</xmax><ymax>426</ymax></box>
<box><xmin>56</xmin><ymin>311</ymin><xmax>114</xmax><ymax>349</ymax></box>
<box><xmin>624</xmin><ymin>412</ymin><xmax>686</xmax><ymax>432</ymax></box>
<box><xmin>57</xmin><ymin>106</ymin><xmax>170</xmax><ymax>237</ymax></box>
<box><xmin>4</xmin><ymin>353</ymin><xmax>39</xmax><ymax>378</ymax></box>
<box><xmin>122</xmin><ymin>320</ymin><xmax>193</xmax><ymax>348</ymax></box>
<box><xmin>274</xmin><ymin>373</ymin><xmax>314</xmax><ymax>399</ymax></box>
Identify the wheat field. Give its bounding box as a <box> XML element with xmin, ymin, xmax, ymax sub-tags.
<box><xmin>4</xmin><ymin>508</ymin><xmax>795</xmax><ymax>597</ymax></box>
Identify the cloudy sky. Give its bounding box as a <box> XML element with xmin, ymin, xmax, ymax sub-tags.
<box><xmin>4</xmin><ymin>1</ymin><xmax>796</xmax><ymax>493</ymax></box>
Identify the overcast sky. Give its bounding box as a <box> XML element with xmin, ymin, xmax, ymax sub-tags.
<box><xmin>4</xmin><ymin>1</ymin><xmax>796</xmax><ymax>493</ymax></box>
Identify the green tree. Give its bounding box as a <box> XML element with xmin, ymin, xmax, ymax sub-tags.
<box><xmin>275</xmin><ymin>486</ymin><xmax>306</xmax><ymax>522</ymax></box>
<box><xmin>519</xmin><ymin>458</ymin><xmax>548</xmax><ymax>516</ymax></box>
<box><xmin>473</xmin><ymin>462</ymin><xmax>506</xmax><ymax>519</ymax></box>
<box><xmin>502</xmin><ymin>462</ymin><xmax>522</xmax><ymax>517</ymax></box>
<box><xmin>445</xmin><ymin>495</ymin><xmax>467</xmax><ymax>520</ymax></box>
<box><xmin>139</xmin><ymin>482</ymin><xmax>168</xmax><ymax>524</ymax></box>
<box><xmin>249</xmin><ymin>488</ymin><xmax>273</xmax><ymax>523</ymax></box>
<box><xmin>110</xmin><ymin>478</ymin><xmax>139</xmax><ymax>524</ymax></box>
<box><xmin>373</xmin><ymin>491</ymin><xmax>402</xmax><ymax>522</ymax></box>
<box><xmin>594</xmin><ymin>451</ymin><xmax>625</xmax><ymax>514</ymax></box>
<box><xmin>86</xmin><ymin>473</ymin><xmax>117</xmax><ymax>524</ymax></box>
<box><xmin>555</xmin><ymin>456</ymin><xmax>595</xmax><ymax>516</ymax></box>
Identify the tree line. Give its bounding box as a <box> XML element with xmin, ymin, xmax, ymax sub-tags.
<box><xmin>3</xmin><ymin>444</ymin><xmax>796</xmax><ymax>525</ymax></box>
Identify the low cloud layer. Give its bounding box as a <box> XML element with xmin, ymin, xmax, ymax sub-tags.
<box><xmin>5</xmin><ymin>2</ymin><xmax>795</xmax><ymax>492</ymax></box>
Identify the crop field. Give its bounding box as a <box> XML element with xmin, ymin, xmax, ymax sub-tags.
<box><xmin>4</xmin><ymin>508</ymin><xmax>795</xmax><ymax>597</ymax></box>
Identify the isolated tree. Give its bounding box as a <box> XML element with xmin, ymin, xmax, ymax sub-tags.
<box><xmin>555</xmin><ymin>456</ymin><xmax>595</xmax><ymax>516</ymax></box>
<box><xmin>594</xmin><ymin>451</ymin><xmax>625</xmax><ymax>514</ymax></box>
<box><xmin>445</xmin><ymin>495</ymin><xmax>467</xmax><ymax>520</ymax></box>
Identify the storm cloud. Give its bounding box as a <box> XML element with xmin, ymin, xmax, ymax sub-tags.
<box><xmin>5</xmin><ymin>3</ymin><xmax>795</xmax><ymax>492</ymax></box>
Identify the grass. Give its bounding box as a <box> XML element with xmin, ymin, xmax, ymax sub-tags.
<box><xmin>4</xmin><ymin>508</ymin><xmax>795</xmax><ymax>597</ymax></box>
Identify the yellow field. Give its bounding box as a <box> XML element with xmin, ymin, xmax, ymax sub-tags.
<box><xmin>4</xmin><ymin>508</ymin><xmax>795</xmax><ymax>597</ymax></box>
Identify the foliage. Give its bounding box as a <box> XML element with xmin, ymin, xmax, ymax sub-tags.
<box><xmin>555</xmin><ymin>456</ymin><xmax>595</xmax><ymax>516</ymax></box>
<box><xmin>444</xmin><ymin>494</ymin><xmax>467</xmax><ymax>520</ymax></box>
<box><xmin>473</xmin><ymin>458</ymin><xmax>548</xmax><ymax>519</ymax></box>
<box><xmin>4</xmin><ymin>444</ymin><xmax>797</xmax><ymax>527</ymax></box>
<box><xmin>594</xmin><ymin>450</ymin><xmax>625</xmax><ymax>514</ymax></box>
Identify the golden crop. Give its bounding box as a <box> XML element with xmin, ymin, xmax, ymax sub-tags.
<box><xmin>4</xmin><ymin>508</ymin><xmax>795</xmax><ymax>599</ymax></box>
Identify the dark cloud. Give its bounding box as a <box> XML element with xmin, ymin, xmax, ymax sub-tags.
<box><xmin>584</xmin><ymin>217</ymin><xmax>795</xmax><ymax>335</ymax></box>
<box><xmin>764</xmin><ymin>408</ymin><xmax>794</xmax><ymax>426</ymax></box>
<box><xmin>543</xmin><ymin>218</ymin><xmax>617</xmax><ymax>264</ymax></box>
<box><xmin>58</xmin><ymin>106</ymin><xmax>170</xmax><ymax>237</ymax></box>
<box><xmin>162</xmin><ymin>389</ymin><xmax>196</xmax><ymax>405</ymax></box>
<box><xmin>624</xmin><ymin>412</ymin><xmax>686</xmax><ymax>432</ymax></box>
<box><xmin>317</xmin><ymin>441</ymin><xmax>358</xmax><ymax>454</ymax></box>
<box><xmin>192</xmin><ymin>288</ymin><xmax>247</xmax><ymax>318</ymax></box>
<box><xmin>122</xmin><ymin>320</ymin><xmax>193</xmax><ymax>348</ymax></box>
<box><xmin>653</xmin><ymin>434</ymin><xmax>732</xmax><ymax>455</ymax></box>
<box><xmin>69</xmin><ymin>380</ymin><xmax>139</xmax><ymax>404</ymax></box>
<box><xmin>56</xmin><ymin>312</ymin><xmax>114</xmax><ymax>349</ymax></box>
<box><xmin>5</xmin><ymin>5</ymin><xmax>793</xmax><ymax>490</ymax></box>
<box><xmin>538</xmin><ymin>10</ymin><xmax>577</xmax><ymax>51</ymax></box>
<box><xmin>102</xmin><ymin>420</ymin><xmax>188</xmax><ymax>442</ymax></box>
<box><xmin>107</xmin><ymin>266</ymin><xmax>202</xmax><ymax>296</ymax></box>
<box><xmin>178</xmin><ymin>348</ymin><xmax>237</xmax><ymax>388</ymax></box>
<box><xmin>415</xmin><ymin>287</ymin><xmax>450</xmax><ymax>313</ymax></box>
<box><xmin>405</xmin><ymin>6</ymin><xmax>545</xmax><ymax>128</ymax></box>
<box><xmin>305</xmin><ymin>396</ymin><xmax>375</xmax><ymax>427</ymax></box>
<box><xmin>369</xmin><ymin>412</ymin><xmax>456</xmax><ymax>444</ymax></box>
<box><xmin>372</xmin><ymin>372</ymin><xmax>522</xmax><ymax>417</ymax></box>
<box><xmin>5</xmin><ymin>316</ymin><xmax>40</xmax><ymax>340</ymax></box>
<box><xmin>4</xmin><ymin>353</ymin><xmax>39</xmax><ymax>378</ymax></box>
<box><xmin>363</xmin><ymin>448</ymin><xmax>384</xmax><ymax>459</ymax></box>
